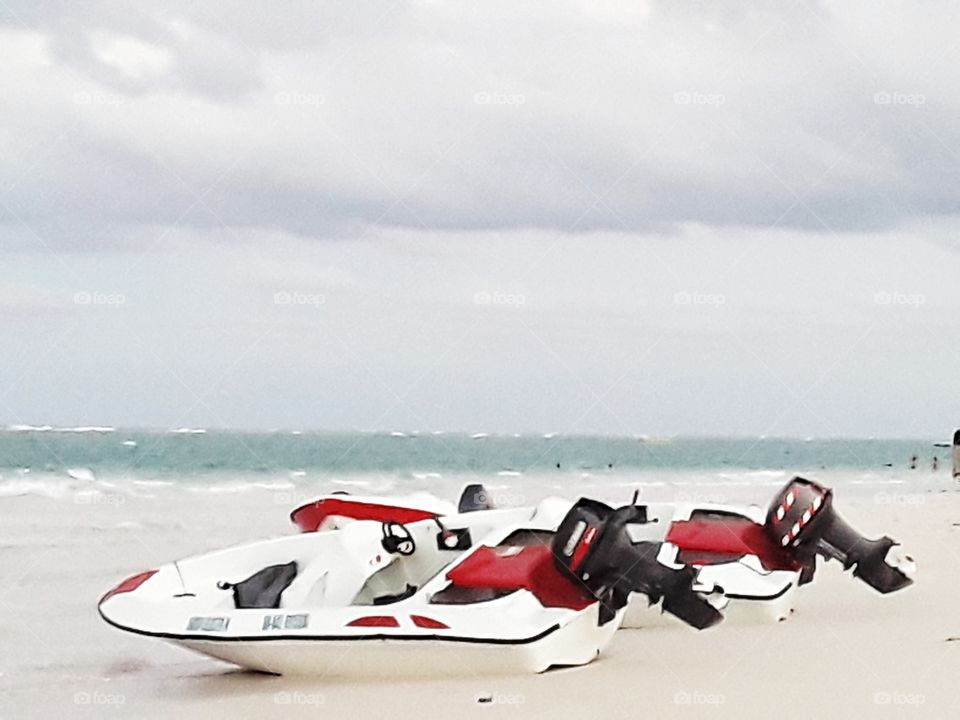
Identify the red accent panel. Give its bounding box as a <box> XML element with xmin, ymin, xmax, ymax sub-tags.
<box><xmin>346</xmin><ymin>615</ymin><xmax>400</xmax><ymax>628</ymax></box>
<box><xmin>676</xmin><ymin>550</ymin><xmax>748</xmax><ymax>566</ymax></box>
<box><xmin>410</xmin><ymin>614</ymin><xmax>449</xmax><ymax>629</ymax></box>
<box><xmin>447</xmin><ymin>545</ymin><xmax>595</xmax><ymax>610</ymax></box>
<box><xmin>569</xmin><ymin>525</ymin><xmax>597</xmax><ymax>573</ymax></box>
<box><xmin>291</xmin><ymin>498</ymin><xmax>437</xmax><ymax>532</ymax></box>
<box><xmin>99</xmin><ymin>569</ymin><xmax>157</xmax><ymax>604</ymax></box>
<box><xmin>666</xmin><ymin>519</ymin><xmax>801</xmax><ymax>571</ymax></box>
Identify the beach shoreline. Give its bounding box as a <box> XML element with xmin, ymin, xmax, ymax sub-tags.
<box><xmin>1</xmin><ymin>478</ymin><xmax>958</xmax><ymax>718</ymax></box>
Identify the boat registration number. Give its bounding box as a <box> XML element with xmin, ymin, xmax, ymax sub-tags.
<box><xmin>262</xmin><ymin>613</ymin><xmax>310</xmax><ymax>631</ymax></box>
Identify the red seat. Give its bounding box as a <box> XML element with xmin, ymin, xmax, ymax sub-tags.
<box><xmin>446</xmin><ymin>545</ymin><xmax>595</xmax><ymax>610</ymax></box>
<box><xmin>290</xmin><ymin>498</ymin><xmax>437</xmax><ymax>532</ymax></box>
<box><xmin>666</xmin><ymin>518</ymin><xmax>801</xmax><ymax>571</ymax></box>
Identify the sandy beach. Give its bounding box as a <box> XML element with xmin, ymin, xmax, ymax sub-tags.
<box><xmin>1</xmin><ymin>478</ymin><xmax>957</xmax><ymax>719</ymax></box>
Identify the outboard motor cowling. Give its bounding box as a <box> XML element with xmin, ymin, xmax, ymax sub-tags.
<box><xmin>765</xmin><ymin>477</ymin><xmax>915</xmax><ymax>594</ymax></box>
<box><xmin>458</xmin><ymin>484</ymin><xmax>494</xmax><ymax>513</ymax></box>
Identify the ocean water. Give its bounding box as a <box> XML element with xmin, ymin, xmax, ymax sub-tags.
<box><xmin>0</xmin><ymin>427</ymin><xmax>952</xmax><ymax>503</ymax></box>
<box><xmin>0</xmin><ymin>428</ymin><xmax>949</xmax><ymax>476</ymax></box>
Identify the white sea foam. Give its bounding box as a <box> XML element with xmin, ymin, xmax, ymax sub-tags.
<box><xmin>66</xmin><ymin>468</ymin><xmax>97</xmax><ymax>483</ymax></box>
<box><xmin>188</xmin><ymin>480</ymin><xmax>295</xmax><ymax>494</ymax></box>
<box><xmin>0</xmin><ymin>479</ymin><xmax>73</xmax><ymax>498</ymax></box>
<box><xmin>170</xmin><ymin>428</ymin><xmax>207</xmax><ymax>434</ymax></box>
<box><xmin>58</xmin><ymin>426</ymin><xmax>115</xmax><ymax>433</ymax></box>
<box><xmin>5</xmin><ymin>424</ymin><xmax>53</xmax><ymax>432</ymax></box>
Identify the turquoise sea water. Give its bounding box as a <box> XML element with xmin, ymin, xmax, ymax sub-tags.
<box><xmin>0</xmin><ymin>429</ymin><xmax>947</xmax><ymax>477</ymax></box>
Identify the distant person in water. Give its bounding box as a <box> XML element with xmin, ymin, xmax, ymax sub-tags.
<box><xmin>909</xmin><ymin>455</ymin><xmax>918</xmax><ymax>470</ymax></box>
<box><xmin>932</xmin><ymin>456</ymin><xmax>939</xmax><ymax>471</ymax></box>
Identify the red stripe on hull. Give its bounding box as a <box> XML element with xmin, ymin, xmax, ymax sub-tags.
<box><xmin>346</xmin><ymin>615</ymin><xmax>401</xmax><ymax>628</ymax></box>
<box><xmin>100</xmin><ymin>569</ymin><xmax>157</xmax><ymax>604</ymax></box>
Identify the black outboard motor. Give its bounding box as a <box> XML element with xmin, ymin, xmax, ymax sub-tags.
<box><xmin>765</xmin><ymin>477</ymin><xmax>914</xmax><ymax>594</ymax></box>
<box><xmin>552</xmin><ymin>498</ymin><xmax>723</xmax><ymax>629</ymax></box>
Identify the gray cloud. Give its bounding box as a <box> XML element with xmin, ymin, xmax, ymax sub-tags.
<box><xmin>2</xmin><ymin>1</ymin><xmax>960</xmax><ymax>247</ymax></box>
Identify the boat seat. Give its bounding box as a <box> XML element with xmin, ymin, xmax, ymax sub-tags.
<box><xmin>372</xmin><ymin>582</ymin><xmax>417</xmax><ymax>605</ymax></box>
<box><xmin>446</xmin><ymin>544</ymin><xmax>595</xmax><ymax>610</ymax></box>
<box><xmin>666</xmin><ymin>518</ymin><xmax>801</xmax><ymax>571</ymax></box>
<box><xmin>291</xmin><ymin>497</ymin><xmax>439</xmax><ymax>532</ymax></box>
<box><xmin>218</xmin><ymin>561</ymin><xmax>299</xmax><ymax>609</ymax></box>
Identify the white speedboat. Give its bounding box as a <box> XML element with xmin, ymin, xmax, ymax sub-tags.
<box><xmin>288</xmin><ymin>478</ymin><xmax>916</xmax><ymax>628</ymax></box>
<box><xmin>100</xmin><ymin>496</ymin><xmax>719</xmax><ymax>676</ymax></box>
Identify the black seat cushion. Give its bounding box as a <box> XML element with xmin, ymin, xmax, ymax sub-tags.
<box><xmin>220</xmin><ymin>561</ymin><xmax>299</xmax><ymax>609</ymax></box>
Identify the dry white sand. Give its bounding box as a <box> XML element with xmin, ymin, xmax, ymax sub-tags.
<box><xmin>1</xmin><ymin>487</ymin><xmax>958</xmax><ymax>718</ymax></box>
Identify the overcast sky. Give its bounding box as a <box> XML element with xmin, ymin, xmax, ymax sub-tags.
<box><xmin>1</xmin><ymin>1</ymin><xmax>959</xmax><ymax>437</ymax></box>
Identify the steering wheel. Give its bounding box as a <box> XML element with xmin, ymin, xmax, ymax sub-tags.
<box><xmin>381</xmin><ymin>521</ymin><xmax>416</xmax><ymax>556</ymax></box>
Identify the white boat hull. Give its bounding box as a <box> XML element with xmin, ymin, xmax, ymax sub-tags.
<box><xmin>173</xmin><ymin>606</ymin><xmax>618</xmax><ymax>677</ymax></box>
